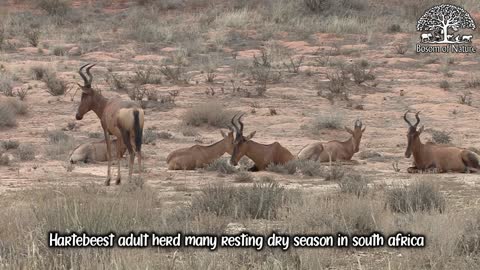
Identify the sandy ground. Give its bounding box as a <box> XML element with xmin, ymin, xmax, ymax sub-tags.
<box><xmin>1</xmin><ymin>4</ymin><xmax>480</xmax><ymax>212</ymax></box>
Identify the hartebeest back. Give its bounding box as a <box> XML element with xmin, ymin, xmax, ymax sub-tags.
<box><xmin>75</xmin><ymin>64</ymin><xmax>145</xmax><ymax>185</ymax></box>
<box><xmin>403</xmin><ymin>111</ymin><xmax>479</xmax><ymax>173</ymax></box>
<box><xmin>69</xmin><ymin>139</ymin><xmax>126</xmax><ymax>164</ymax></box>
<box><xmin>229</xmin><ymin>114</ymin><xmax>294</xmax><ymax>171</ymax></box>
<box><xmin>167</xmin><ymin>128</ymin><xmax>234</xmax><ymax>170</ymax></box>
<box><xmin>297</xmin><ymin>120</ymin><xmax>366</xmax><ymax>162</ymax></box>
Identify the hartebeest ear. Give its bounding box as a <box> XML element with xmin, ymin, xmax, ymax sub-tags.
<box><xmin>418</xmin><ymin>125</ymin><xmax>424</xmax><ymax>134</ymax></box>
<box><xmin>344</xmin><ymin>127</ymin><xmax>354</xmax><ymax>134</ymax></box>
<box><xmin>361</xmin><ymin>126</ymin><xmax>366</xmax><ymax>133</ymax></box>
<box><xmin>220</xmin><ymin>130</ymin><xmax>227</xmax><ymax>138</ymax></box>
<box><xmin>245</xmin><ymin>131</ymin><xmax>256</xmax><ymax>140</ymax></box>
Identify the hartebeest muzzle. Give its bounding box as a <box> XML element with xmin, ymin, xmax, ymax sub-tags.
<box><xmin>75</xmin><ymin>113</ymin><xmax>83</xmax><ymax>120</ymax></box>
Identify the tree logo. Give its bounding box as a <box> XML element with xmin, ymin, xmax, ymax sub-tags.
<box><xmin>416</xmin><ymin>4</ymin><xmax>476</xmax><ymax>53</ymax></box>
<box><xmin>417</xmin><ymin>4</ymin><xmax>475</xmax><ymax>44</ymax></box>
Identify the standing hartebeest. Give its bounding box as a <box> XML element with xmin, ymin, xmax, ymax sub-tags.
<box><xmin>403</xmin><ymin>111</ymin><xmax>480</xmax><ymax>173</ymax></box>
<box><xmin>167</xmin><ymin>128</ymin><xmax>235</xmax><ymax>170</ymax></box>
<box><xmin>75</xmin><ymin>63</ymin><xmax>145</xmax><ymax>185</ymax></box>
<box><xmin>297</xmin><ymin>120</ymin><xmax>366</xmax><ymax>162</ymax></box>
<box><xmin>229</xmin><ymin>114</ymin><xmax>294</xmax><ymax>171</ymax></box>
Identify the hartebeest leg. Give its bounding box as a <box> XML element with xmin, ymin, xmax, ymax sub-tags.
<box><xmin>136</xmin><ymin>151</ymin><xmax>142</xmax><ymax>179</ymax></box>
<box><xmin>128</xmin><ymin>150</ymin><xmax>135</xmax><ymax>181</ymax></box>
<box><xmin>103</xmin><ymin>130</ymin><xmax>112</xmax><ymax>186</ymax></box>
<box><xmin>115</xmin><ymin>139</ymin><xmax>123</xmax><ymax>185</ymax></box>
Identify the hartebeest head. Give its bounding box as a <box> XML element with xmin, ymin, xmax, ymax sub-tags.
<box><xmin>345</xmin><ymin>119</ymin><xmax>366</xmax><ymax>153</ymax></box>
<box><xmin>404</xmin><ymin>111</ymin><xmax>424</xmax><ymax>158</ymax></box>
<box><xmin>76</xmin><ymin>63</ymin><xmax>98</xmax><ymax>120</ymax></box>
<box><xmin>220</xmin><ymin>128</ymin><xmax>235</xmax><ymax>155</ymax></box>
<box><xmin>230</xmin><ymin>113</ymin><xmax>256</xmax><ymax>166</ymax></box>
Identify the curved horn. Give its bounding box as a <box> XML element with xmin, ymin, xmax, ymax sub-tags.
<box><xmin>355</xmin><ymin>119</ymin><xmax>361</xmax><ymax>128</ymax></box>
<box><xmin>78</xmin><ymin>63</ymin><xmax>90</xmax><ymax>87</ymax></box>
<box><xmin>231</xmin><ymin>114</ymin><xmax>239</xmax><ymax>133</ymax></box>
<box><xmin>414</xmin><ymin>111</ymin><xmax>421</xmax><ymax>127</ymax></box>
<box><xmin>237</xmin><ymin>113</ymin><xmax>245</xmax><ymax>134</ymax></box>
<box><xmin>403</xmin><ymin>110</ymin><xmax>413</xmax><ymax>127</ymax></box>
<box><xmin>85</xmin><ymin>64</ymin><xmax>96</xmax><ymax>85</ymax></box>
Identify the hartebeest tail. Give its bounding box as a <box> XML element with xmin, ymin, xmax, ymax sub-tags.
<box><xmin>297</xmin><ymin>119</ymin><xmax>366</xmax><ymax>162</ymax></box>
<box><xmin>75</xmin><ymin>63</ymin><xmax>145</xmax><ymax>185</ymax></box>
<box><xmin>403</xmin><ymin>111</ymin><xmax>480</xmax><ymax>173</ymax></box>
<box><xmin>229</xmin><ymin>114</ymin><xmax>294</xmax><ymax>171</ymax></box>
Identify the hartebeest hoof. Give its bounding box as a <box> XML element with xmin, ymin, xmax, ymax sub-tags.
<box><xmin>104</xmin><ymin>177</ymin><xmax>111</xmax><ymax>186</ymax></box>
<box><xmin>115</xmin><ymin>176</ymin><xmax>121</xmax><ymax>185</ymax></box>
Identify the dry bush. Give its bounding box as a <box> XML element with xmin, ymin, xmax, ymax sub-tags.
<box><xmin>234</xmin><ymin>171</ymin><xmax>254</xmax><ymax>183</ymax></box>
<box><xmin>349</xmin><ymin>60</ymin><xmax>375</xmax><ymax>85</ymax></box>
<box><xmin>30</xmin><ymin>65</ymin><xmax>51</xmax><ymax>80</ymax></box>
<box><xmin>37</xmin><ymin>0</ymin><xmax>71</xmax><ymax>16</ymax></box>
<box><xmin>143</xmin><ymin>128</ymin><xmax>157</xmax><ymax>145</ymax></box>
<box><xmin>52</xmin><ymin>46</ymin><xmax>67</xmax><ymax>56</ymax></box>
<box><xmin>157</xmin><ymin>131</ymin><xmax>173</xmax><ymax>139</ymax></box>
<box><xmin>24</xmin><ymin>28</ymin><xmax>41</xmax><ymax>47</ymax></box>
<box><xmin>458</xmin><ymin>212</ymin><xmax>480</xmax><ymax>256</ymax></box>
<box><xmin>0</xmin><ymin>72</ymin><xmax>14</xmax><ymax>97</ymax></box>
<box><xmin>160</xmin><ymin>65</ymin><xmax>189</xmax><ymax>84</ymax></box>
<box><xmin>385</xmin><ymin>181</ymin><xmax>446</xmax><ymax>214</ymax></box>
<box><xmin>43</xmin><ymin>72</ymin><xmax>68</xmax><ymax>96</ymax></box>
<box><xmin>322</xmin><ymin>68</ymin><xmax>349</xmax><ymax>101</ymax></box>
<box><xmin>0</xmin><ymin>150</ymin><xmax>9</xmax><ymax>166</ymax></box>
<box><xmin>466</xmin><ymin>77</ymin><xmax>480</xmax><ymax>88</ymax></box>
<box><xmin>17</xmin><ymin>143</ymin><xmax>35</xmax><ymax>161</ymax></box>
<box><xmin>394</xmin><ymin>44</ymin><xmax>408</xmax><ymax>55</ymax></box>
<box><xmin>44</xmin><ymin>130</ymin><xmax>75</xmax><ymax>160</ymax></box>
<box><xmin>183</xmin><ymin>102</ymin><xmax>237</xmax><ymax>128</ymax></box>
<box><xmin>303</xmin><ymin>113</ymin><xmax>343</xmax><ymax>135</ymax></box>
<box><xmin>130</xmin><ymin>66</ymin><xmax>162</xmax><ymax>85</ymax></box>
<box><xmin>15</xmin><ymin>87</ymin><xmax>29</xmax><ymax>100</ymax></box>
<box><xmin>106</xmin><ymin>72</ymin><xmax>127</xmax><ymax>92</ymax></box>
<box><xmin>0</xmin><ymin>98</ymin><xmax>27</xmax><ymax>127</ymax></box>
<box><xmin>283</xmin><ymin>56</ymin><xmax>304</xmax><ymax>74</ymax></box>
<box><xmin>458</xmin><ymin>92</ymin><xmax>472</xmax><ymax>106</ymax></box>
<box><xmin>439</xmin><ymin>80</ymin><xmax>450</xmax><ymax>90</ymax></box>
<box><xmin>337</xmin><ymin>173</ymin><xmax>370</xmax><ymax>197</ymax></box>
<box><xmin>267</xmin><ymin>161</ymin><xmax>298</xmax><ymax>175</ymax></box>
<box><xmin>1</xmin><ymin>140</ymin><xmax>19</xmax><ymax>150</ymax></box>
<box><xmin>430</xmin><ymin>129</ymin><xmax>452</xmax><ymax>144</ymax></box>
<box><xmin>205</xmin><ymin>157</ymin><xmax>237</xmax><ymax>174</ymax></box>
<box><xmin>192</xmin><ymin>180</ymin><xmax>297</xmax><ymax>220</ymax></box>
<box><xmin>249</xmin><ymin>49</ymin><xmax>281</xmax><ymax>96</ymax></box>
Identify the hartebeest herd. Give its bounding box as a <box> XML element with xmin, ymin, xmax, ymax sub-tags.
<box><xmin>72</xmin><ymin>64</ymin><xmax>480</xmax><ymax>185</ymax></box>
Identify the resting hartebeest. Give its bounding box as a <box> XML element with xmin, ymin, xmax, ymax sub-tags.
<box><xmin>229</xmin><ymin>114</ymin><xmax>294</xmax><ymax>171</ymax></box>
<box><xmin>403</xmin><ymin>111</ymin><xmax>480</xmax><ymax>173</ymax></box>
<box><xmin>297</xmin><ymin>120</ymin><xmax>366</xmax><ymax>162</ymax></box>
<box><xmin>167</xmin><ymin>129</ymin><xmax>234</xmax><ymax>170</ymax></box>
<box><xmin>75</xmin><ymin>64</ymin><xmax>145</xmax><ymax>185</ymax></box>
<box><xmin>69</xmin><ymin>139</ymin><xmax>126</xmax><ymax>164</ymax></box>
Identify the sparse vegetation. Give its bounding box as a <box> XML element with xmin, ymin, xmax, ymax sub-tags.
<box><xmin>385</xmin><ymin>181</ymin><xmax>446</xmax><ymax>214</ymax></box>
<box><xmin>0</xmin><ymin>72</ymin><xmax>14</xmax><ymax>97</ymax></box>
<box><xmin>459</xmin><ymin>92</ymin><xmax>472</xmax><ymax>106</ymax></box>
<box><xmin>337</xmin><ymin>173</ymin><xmax>370</xmax><ymax>197</ymax></box>
<box><xmin>466</xmin><ymin>77</ymin><xmax>480</xmax><ymax>88</ymax></box>
<box><xmin>234</xmin><ymin>171</ymin><xmax>254</xmax><ymax>183</ymax></box>
<box><xmin>0</xmin><ymin>98</ymin><xmax>27</xmax><ymax>127</ymax></box>
<box><xmin>304</xmin><ymin>113</ymin><xmax>343</xmax><ymax>134</ymax></box>
<box><xmin>192</xmin><ymin>181</ymin><xmax>294</xmax><ymax>219</ymax></box>
<box><xmin>440</xmin><ymin>80</ymin><xmax>450</xmax><ymax>90</ymax></box>
<box><xmin>430</xmin><ymin>129</ymin><xmax>452</xmax><ymax>144</ymax></box>
<box><xmin>44</xmin><ymin>130</ymin><xmax>75</xmax><ymax>160</ymax></box>
<box><xmin>30</xmin><ymin>65</ymin><xmax>51</xmax><ymax>80</ymax></box>
<box><xmin>24</xmin><ymin>28</ymin><xmax>41</xmax><ymax>47</ymax></box>
<box><xmin>205</xmin><ymin>158</ymin><xmax>237</xmax><ymax>174</ymax></box>
<box><xmin>37</xmin><ymin>0</ymin><xmax>71</xmax><ymax>16</ymax></box>
<box><xmin>183</xmin><ymin>102</ymin><xmax>237</xmax><ymax>128</ymax></box>
<box><xmin>143</xmin><ymin>128</ymin><xmax>157</xmax><ymax>145</ymax></box>
<box><xmin>17</xmin><ymin>143</ymin><xmax>35</xmax><ymax>161</ymax></box>
<box><xmin>1</xmin><ymin>140</ymin><xmax>19</xmax><ymax>150</ymax></box>
<box><xmin>350</xmin><ymin>60</ymin><xmax>375</xmax><ymax>84</ymax></box>
<box><xmin>43</xmin><ymin>72</ymin><xmax>68</xmax><ymax>96</ymax></box>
